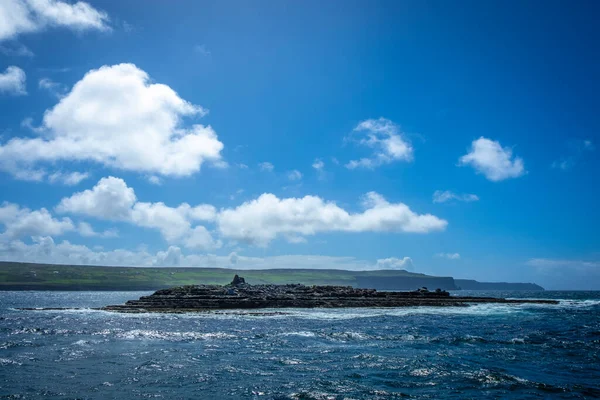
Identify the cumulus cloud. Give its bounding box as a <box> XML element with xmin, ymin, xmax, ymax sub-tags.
<box><xmin>154</xmin><ymin>245</ymin><xmax>182</xmax><ymax>266</ymax></box>
<box><xmin>287</xmin><ymin>170</ymin><xmax>302</xmax><ymax>181</ymax></box>
<box><xmin>433</xmin><ymin>190</ymin><xmax>479</xmax><ymax>203</ymax></box>
<box><xmin>0</xmin><ymin>0</ymin><xmax>110</xmax><ymax>42</ymax></box>
<box><xmin>54</xmin><ymin>176</ymin><xmax>445</xmax><ymax>249</ymax></box>
<box><xmin>459</xmin><ymin>137</ymin><xmax>525</xmax><ymax>181</ymax></box>
<box><xmin>217</xmin><ymin>191</ymin><xmax>447</xmax><ymax>246</ymax></box>
<box><xmin>0</xmin><ymin>66</ymin><xmax>26</xmax><ymax>95</ymax></box>
<box><xmin>346</xmin><ymin>118</ymin><xmax>413</xmax><ymax>169</ymax></box>
<box><xmin>435</xmin><ymin>252</ymin><xmax>460</xmax><ymax>260</ymax></box>
<box><xmin>56</xmin><ymin>176</ymin><xmax>219</xmax><ymax>250</ymax></box>
<box><xmin>258</xmin><ymin>162</ymin><xmax>274</xmax><ymax>172</ymax></box>
<box><xmin>0</xmin><ymin>63</ymin><xmax>224</xmax><ymax>181</ymax></box>
<box><xmin>56</xmin><ymin>176</ymin><xmax>137</xmax><ymax>220</ymax></box>
<box><xmin>374</xmin><ymin>257</ymin><xmax>414</xmax><ymax>271</ymax></box>
<box><xmin>0</xmin><ymin>202</ymin><xmax>74</xmax><ymax>239</ymax></box>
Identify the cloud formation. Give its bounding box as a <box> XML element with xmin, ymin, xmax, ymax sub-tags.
<box><xmin>56</xmin><ymin>177</ymin><xmax>220</xmax><ymax>250</ymax></box>
<box><xmin>0</xmin><ymin>202</ymin><xmax>74</xmax><ymax>239</ymax></box>
<box><xmin>55</xmin><ymin>176</ymin><xmax>446</xmax><ymax>248</ymax></box>
<box><xmin>459</xmin><ymin>137</ymin><xmax>525</xmax><ymax>181</ymax></box>
<box><xmin>374</xmin><ymin>257</ymin><xmax>414</xmax><ymax>271</ymax></box>
<box><xmin>217</xmin><ymin>191</ymin><xmax>447</xmax><ymax>246</ymax></box>
<box><xmin>0</xmin><ymin>66</ymin><xmax>26</xmax><ymax>95</ymax></box>
<box><xmin>38</xmin><ymin>77</ymin><xmax>66</xmax><ymax>98</ymax></box>
<box><xmin>0</xmin><ymin>237</ymin><xmax>414</xmax><ymax>271</ymax></box>
<box><xmin>0</xmin><ymin>0</ymin><xmax>110</xmax><ymax>41</ymax></box>
<box><xmin>346</xmin><ymin>118</ymin><xmax>413</xmax><ymax>169</ymax></box>
<box><xmin>0</xmin><ymin>202</ymin><xmax>114</xmax><ymax>240</ymax></box>
<box><xmin>435</xmin><ymin>252</ymin><xmax>460</xmax><ymax>260</ymax></box>
<box><xmin>433</xmin><ymin>190</ymin><xmax>479</xmax><ymax>203</ymax></box>
<box><xmin>0</xmin><ymin>63</ymin><xmax>224</xmax><ymax>181</ymax></box>
<box><xmin>258</xmin><ymin>162</ymin><xmax>274</xmax><ymax>172</ymax></box>
<box><xmin>287</xmin><ymin>170</ymin><xmax>302</xmax><ymax>181</ymax></box>
<box><xmin>48</xmin><ymin>171</ymin><xmax>89</xmax><ymax>186</ymax></box>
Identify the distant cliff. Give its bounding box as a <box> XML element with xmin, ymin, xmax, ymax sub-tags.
<box><xmin>354</xmin><ymin>276</ymin><xmax>458</xmax><ymax>290</ymax></box>
<box><xmin>455</xmin><ymin>279</ymin><xmax>544</xmax><ymax>291</ymax></box>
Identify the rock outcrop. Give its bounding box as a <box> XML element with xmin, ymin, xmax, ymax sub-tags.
<box><xmin>101</xmin><ymin>276</ymin><xmax>558</xmax><ymax>313</ymax></box>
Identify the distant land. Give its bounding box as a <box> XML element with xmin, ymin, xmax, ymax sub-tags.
<box><xmin>0</xmin><ymin>261</ymin><xmax>544</xmax><ymax>291</ymax></box>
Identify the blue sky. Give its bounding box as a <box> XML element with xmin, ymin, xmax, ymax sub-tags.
<box><xmin>0</xmin><ymin>0</ymin><xmax>598</xmax><ymax>289</ymax></box>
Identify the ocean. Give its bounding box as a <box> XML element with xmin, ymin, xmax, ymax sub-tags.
<box><xmin>1</xmin><ymin>291</ymin><xmax>599</xmax><ymax>399</ymax></box>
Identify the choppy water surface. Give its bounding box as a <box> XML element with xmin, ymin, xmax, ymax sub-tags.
<box><xmin>1</xmin><ymin>291</ymin><xmax>599</xmax><ymax>399</ymax></box>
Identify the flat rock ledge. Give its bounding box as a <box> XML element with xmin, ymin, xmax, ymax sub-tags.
<box><xmin>100</xmin><ymin>281</ymin><xmax>558</xmax><ymax>313</ymax></box>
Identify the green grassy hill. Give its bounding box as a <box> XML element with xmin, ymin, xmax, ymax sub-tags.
<box><xmin>0</xmin><ymin>261</ymin><xmax>457</xmax><ymax>290</ymax></box>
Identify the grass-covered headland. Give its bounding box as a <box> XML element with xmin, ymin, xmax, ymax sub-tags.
<box><xmin>0</xmin><ymin>261</ymin><xmax>544</xmax><ymax>291</ymax></box>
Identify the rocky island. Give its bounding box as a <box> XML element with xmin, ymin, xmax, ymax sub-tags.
<box><xmin>101</xmin><ymin>275</ymin><xmax>558</xmax><ymax>313</ymax></box>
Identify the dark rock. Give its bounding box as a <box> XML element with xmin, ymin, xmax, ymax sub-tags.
<box><xmin>230</xmin><ymin>274</ymin><xmax>245</xmax><ymax>286</ymax></box>
<box><xmin>101</xmin><ymin>281</ymin><xmax>559</xmax><ymax>313</ymax></box>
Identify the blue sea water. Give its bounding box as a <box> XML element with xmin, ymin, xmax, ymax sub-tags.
<box><xmin>1</xmin><ymin>291</ymin><xmax>599</xmax><ymax>399</ymax></box>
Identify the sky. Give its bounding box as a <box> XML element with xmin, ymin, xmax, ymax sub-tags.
<box><xmin>0</xmin><ymin>0</ymin><xmax>598</xmax><ymax>289</ymax></box>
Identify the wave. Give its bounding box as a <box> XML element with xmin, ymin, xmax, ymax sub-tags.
<box><xmin>114</xmin><ymin>329</ymin><xmax>237</xmax><ymax>341</ymax></box>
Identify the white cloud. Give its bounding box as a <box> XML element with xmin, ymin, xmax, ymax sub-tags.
<box><xmin>48</xmin><ymin>171</ymin><xmax>89</xmax><ymax>185</ymax></box>
<box><xmin>217</xmin><ymin>191</ymin><xmax>447</xmax><ymax>246</ymax></box>
<box><xmin>147</xmin><ymin>175</ymin><xmax>162</xmax><ymax>185</ymax></box>
<box><xmin>0</xmin><ymin>63</ymin><xmax>224</xmax><ymax>180</ymax></box>
<box><xmin>0</xmin><ymin>236</ymin><xmax>155</xmax><ymax>266</ymax></box>
<box><xmin>38</xmin><ymin>77</ymin><xmax>66</xmax><ymax>97</ymax></box>
<box><xmin>435</xmin><ymin>252</ymin><xmax>460</xmax><ymax>260</ymax></box>
<box><xmin>346</xmin><ymin>118</ymin><xmax>413</xmax><ymax>169</ymax></box>
<box><xmin>312</xmin><ymin>158</ymin><xmax>326</xmax><ymax>180</ymax></box>
<box><xmin>0</xmin><ymin>0</ymin><xmax>110</xmax><ymax>42</ymax></box>
<box><xmin>56</xmin><ymin>176</ymin><xmax>137</xmax><ymax>220</ymax></box>
<box><xmin>0</xmin><ymin>66</ymin><xmax>26</xmax><ymax>95</ymax></box>
<box><xmin>0</xmin><ymin>202</ymin><xmax>74</xmax><ymax>239</ymax></box>
<box><xmin>258</xmin><ymin>162</ymin><xmax>274</xmax><ymax>172</ymax></box>
<box><xmin>56</xmin><ymin>177</ymin><xmax>445</xmax><ymax>249</ymax></box>
<box><xmin>183</xmin><ymin>226</ymin><xmax>221</xmax><ymax>250</ymax></box>
<box><xmin>459</xmin><ymin>137</ymin><xmax>525</xmax><ymax>181</ymax></box>
<box><xmin>187</xmin><ymin>204</ymin><xmax>217</xmax><ymax>222</ymax></box>
<box><xmin>432</xmin><ymin>190</ymin><xmax>479</xmax><ymax>203</ymax></box>
<box><xmin>56</xmin><ymin>176</ymin><xmax>219</xmax><ymax>250</ymax></box>
<box><xmin>287</xmin><ymin>169</ymin><xmax>302</xmax><ymax>181</ymax></box>
<box><xmin>0</xmin><ymin>238</ymin><xmax>416</xmax><ymax>271</ymax></box>
<box><xmin>130</xmin><ymin>202</ymin><xmax>195</xmax><ymax>242</ymax></box>
<box><xmin>77</xmin><ymin>221</ymin><xmax>117</xmax><ymax>238</ymax></box>
<box><xmin>312</xmin><ymin>158</ymin><xmax>324</xmax><ymax>170</ymax></box>
<box><xmin>374</xmin><ymin>257</ymin><xmax>414</xmax><ymax>271</ymax></box>
<box><xmin>154</xmin><ymin>245</ymin><xmax>182</xmax><ymax>266</ymax></box>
